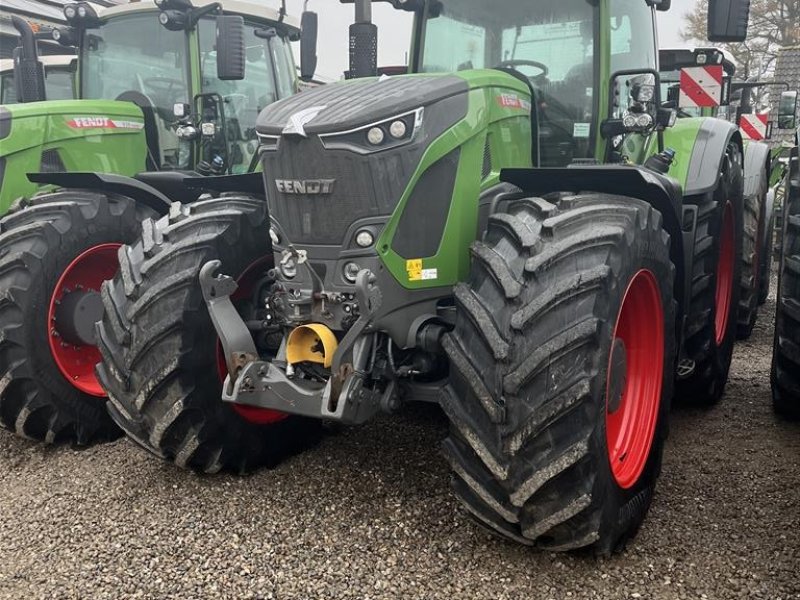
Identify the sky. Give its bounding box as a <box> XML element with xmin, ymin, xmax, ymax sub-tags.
<box><xmin>279</xmin><ymin>0</ymin><xmax>701</xmax><ymax>81</ymax></box>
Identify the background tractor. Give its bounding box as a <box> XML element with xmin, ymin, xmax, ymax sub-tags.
<box><xmin>0</xmin><ymin>0</ymin><xmax>318</xmax><ymax>444</ymax></box>
<box><xmin>84</xmin><ymin>0</ymin><xmax>755</xmax><ymax>554</ymax></box>
<box><xmin>772</xmin><ymin>125</ymin><xmax>800</xmax><ymax>419</ymax></box>
<box><xmin>658</xmin><ymin>47</ymin><xmax>798</xmax><ymax>338</ymax></box>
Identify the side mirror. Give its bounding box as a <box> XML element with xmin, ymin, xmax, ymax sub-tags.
<box><xmin>645</xmin><ymin>0</ymin><xmax>671</xmax><ymax>11</ymax></box>
<box><xmin>300</xmin><ymin>11</ymin><xmax>318</xmax><ymax>82</ymax></box>
<box><xmin>216</xmin><ymin>15</ymin><xmax>245</xmax><ymax>81</ymax></box>
<box><xmin>778</xmin><ymin>91</ymin><xmax>798</xmax><ymax>130</ymax></box>
<box><xmin>707</xmin><ymin>0</ymin><xmax>751</xmax><ymax>42</ymax></box>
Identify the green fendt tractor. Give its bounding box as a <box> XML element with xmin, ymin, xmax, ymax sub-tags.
<box><xmin>0</xmin><ymin>0</ymin><xmax>317</xmax><ymax>443</ymax></box>
<box><xmin>772</xmin><ymin>125</ymin><xmax>800</xmax><ymax>419</ymax></box>
<box><xmin>49</xmin><ymin>0</ymin><xmax>747</xmax><ymax>553</ymax></box>
<box><xmin>658</xmin><ymin>48</ymin><xmax>798</xmax><ymax>338</ymax></box>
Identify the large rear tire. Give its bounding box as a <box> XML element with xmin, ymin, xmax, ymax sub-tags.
<box><xmin>95</xmin><ymin>196</ymin><xmax>321</xmax><ymax>473</ymax></box>
<box><xmin>0</xmin><ymin>191</ymin><xmax>152</xmax><ymax>443</ymax></box>
<box><xmin>772</xmin><ymin>153</ymin><xmax>800</xmax><ymax>419</ymax></box>
<box><xmin>677</xmin><ymin>142</ymin><xmax>743</xmax><ymax>405</ymax></box>
<box><xmin>442</xmin><ymin>194</ymin><xmax>676</xmax><ymax>554</ymax></box>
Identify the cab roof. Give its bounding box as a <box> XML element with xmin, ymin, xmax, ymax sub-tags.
<box><xmin>98</xmin><ymin>0</ymin><xmax>300</xmax><ymax>33</ymax></box>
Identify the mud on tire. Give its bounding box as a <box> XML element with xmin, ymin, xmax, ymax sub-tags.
<box><xmin>0</xmin><ymin>190</ymin><xmax>151</xmax><ymax>444</ymax></box>
<box><xmin>95</xmin><ymin>196</ymin><xmax>321</xmax><ymax>473</ymax></box>
<box><xmin>441</xmin><ymin>194</ymin><xmax>676</xmax><ymax>554</ymax></box>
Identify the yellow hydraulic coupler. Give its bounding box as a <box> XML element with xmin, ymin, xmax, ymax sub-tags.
<box><xmin>286</xmin><ymin>323</ymin><xmax>339</xmax><ymax>368</ymax></box>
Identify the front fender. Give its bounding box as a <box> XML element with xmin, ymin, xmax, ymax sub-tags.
<box><xmin>684</xmin><ymin>118</ymin><xmax>742</xmax><ymax>197</ymax></box>
<box><xmin>27</xmin><ymin>172</ymin><xmax>173</xmax><ymax>216</ymax></box>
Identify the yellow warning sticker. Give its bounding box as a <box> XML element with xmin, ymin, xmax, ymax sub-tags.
<box><xmin>406</xmin><ymin>259</ymin><xmax>438</xmax><ymax>282</ymax></box>
<box><xmin>406</xmin><ymin>259</ymin><xmax>423</xmax><ymax>281</ymax></box>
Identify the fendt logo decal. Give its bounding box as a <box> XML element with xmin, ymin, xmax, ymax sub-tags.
<box><xmin>740</xmin><ymin>113</ymin><xmax>769</xmax><ymax>141</ymax></box>
<box><xmin>496</xmin><ymin>93</ymin><xmax>531</xmax><ymax>111</ymax></box>
<box><xmin>679</xmin><ymin>66</ymin><xmax>724</xmax><ymax>108</ymax></box>
<box><xmin>275</xmin><ymin>179</ymin><xmax>336</xmax><ymax>195</ymax></box>
<box><xmin>67</xmin><ymin>116</ymin><xmax>145</xmax><ymax>130</ymax></box>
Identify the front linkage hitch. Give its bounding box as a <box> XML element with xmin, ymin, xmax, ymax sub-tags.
<box><xmin>199</xmin><ymin>259</ymin><xmax>390</xmax><ymax>424</ymax></box>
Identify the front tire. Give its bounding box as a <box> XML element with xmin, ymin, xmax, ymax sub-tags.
<box><xmin>441</xmin><ymin>194</ymin><xmax>676</xmax><ymax>554</ymax></box>
<box><xmin>0</xmin><ymin>191</ymin><xmax>151</xmax><ymax>444</ymax></box>
<box><xmin>95</xmin><ymin>196</ymin><xmax>321</xmax><ymax>473</ymax></box>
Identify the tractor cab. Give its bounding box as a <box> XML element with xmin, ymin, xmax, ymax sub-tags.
<box><xmin>403</xmin><ymin>0</ymin><xmax>662</xmax><ymax>167</ymax></box>
<box><xmin>53</xmin><ymin>0</ymin><xmax>314</xmax><ymax>174</ymax></box>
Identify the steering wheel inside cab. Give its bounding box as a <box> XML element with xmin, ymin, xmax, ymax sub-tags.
<box><xmin>495</xmin><ymin>59</ymin><xmax>549</xmax><ymax>84</ymax></box>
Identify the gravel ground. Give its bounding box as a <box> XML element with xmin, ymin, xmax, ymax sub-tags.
<box><xmin>0</xmin><ymin>275</ymin><xmax>798</xmax><ymax>600</ymax></box>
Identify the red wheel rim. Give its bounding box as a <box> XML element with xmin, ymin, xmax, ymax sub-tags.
<box><xmin>47</xmin><ymin>244</ymin><xmax>121</xmax><ymax>397</ymax></box>
<box><xmin>714</xmin><ymin>201</ymin><xmax>735</xmax><ymax>345</ymax></box>
<box><xmin>215</xmin><ymin>258</ymin><xmax>287</xmax><ymax>425</ymax></box>
<box><xmin>605</xmin><ymin>269</ymin><xmax>664</xmax><ymax>489</ymax></box>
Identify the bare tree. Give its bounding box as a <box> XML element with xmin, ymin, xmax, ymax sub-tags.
<box><xmin>683</xmin><ymin>0</ymin><xmax>800</xmax><ymax>81</ymax></box>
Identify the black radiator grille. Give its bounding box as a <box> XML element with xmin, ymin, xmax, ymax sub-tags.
<box><xmin>263</xmin><ymin>137</ymin><xmax>418</xmax><ymax>245</ymax></box>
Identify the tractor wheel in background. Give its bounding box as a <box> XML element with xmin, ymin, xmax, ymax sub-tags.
<box><xmin>772</xmin><ymin>161</ymin><xmax>800</xmax><ymax>419</ymax></box>
<box><xmin>95</xmin><ymin>196</ymin><xmax>321</xmax><ymax>473</ymax></box>
<box><xmin>441</xmin><ymin>194</ymin><xmax>675</xmax><ymax>554</ymax></box>
<box><xmin>0</xmin><ymin>190</ymin><xmax>153</xmax><ymax>443</ymax></box>
<box><xmin>758</xmin><ymin>207</ymin><xmax>774</xmax><ymax>305</ymax></box>
<box><xmin>736</xmin><ymin>175</ymin><xmax>765</xmax><ymax>338</ymax></box>
<box><xmin>677</xmin><ymin>142</ymin><xmax>743</xmax><ymax>406</ymax></box>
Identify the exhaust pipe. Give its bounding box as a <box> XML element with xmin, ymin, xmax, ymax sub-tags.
<box><xmin>11</xmin><ymin>16</ymin><xmax>46</xmax><ymax>102</ymax></box>
<box><xmin>348</xmin><ymin>0</ymin><xmax>377</xmax><ymax>79</ymax></box>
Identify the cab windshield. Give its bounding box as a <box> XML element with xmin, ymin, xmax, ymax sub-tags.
<box><xmin>198</xmin><ymin>19</ymin><xmax>296</xmax><ymax>172</ymax></box>
<box><xmin>81</xmin><ymin>13</ymin><xmax>190</xmax><ymax>169</ymax></box>
<box><xmin>420</xmin><ymin>0</ymin><xmax>597</xmax><ymax>166</ymax></box>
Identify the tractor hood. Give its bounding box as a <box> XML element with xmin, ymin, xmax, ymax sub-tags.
<box><xmin>256</xmin><ymin>75</ymin><xmax>468</xmax><ymax>137</ymax></box>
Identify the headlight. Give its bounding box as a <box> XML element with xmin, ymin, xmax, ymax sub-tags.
<box><xmin>389</xmin><ymin>120</ymin><xmax>407</xmax><ymax>139</ymax></box>
<box><xmin>367</xmin><ymin>127</ymin><xmax>385</xmax><ymax>146</ymax></box>
<box><xmin>319</xmin><ymin>107</ymin><xmax>423</xmax><ymax>154</ymax></box>
<box><xmin>355</xmin><ymin>230</ymin><xmax>374</xmax><ymax>248</ymax></box>
<box><xmin>632</xmin><ymin>84</ymin><xmax>655</xmax><ymax>104</ymax></box>
<box><xmin>635</xmin><ymin>113</ymin><xmax>654</xmax><ymax>128</ymax></box>
<box><xmin>63</xmin><ymin>5</ymin><xmax>77</xmax><ymax>19</ymax></box>
<box><xmin>77</xmin><ymin>4</ymin><xmax>87</xmax><ymax>17</ymax></box>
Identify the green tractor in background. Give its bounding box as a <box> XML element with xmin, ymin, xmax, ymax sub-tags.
<box><xmin>0</xmin><ymin>52</ymin><xmax>76</xmax><ymax>104</ymax></box>
<box><xmin>0</xmin><ymin>0</ymin><xmax>318</xmax><ymax>443</ymax></box>
<box><xmin>659</xmin><ymin>47</ymin><xmax>799</xmax><ymax>338</ymax></box>
<box><xmin>69</xmin><ymin>0</ymin><xmax>757</xmax><ymax>554</ymax></box>
<box><xmin>0</xmin><ymin>16</ymin><xmax>77</xmax><ymax>105</ymax></box>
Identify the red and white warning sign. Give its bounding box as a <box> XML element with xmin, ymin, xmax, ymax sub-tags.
<box><xmin>739</xmin><ymin>113</ymin><xmax>769</xmax><ymax>141</ymax></box>
<box><xmin>679</xmin><ymin>66</ymin><xmax>724</xmax><ymax>108</ymax></box>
